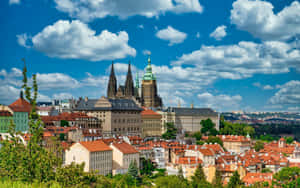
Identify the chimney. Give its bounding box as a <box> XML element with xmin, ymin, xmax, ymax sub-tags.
<box><xmin>84</xmin><ymin>96</ymin><xmax>88</xmax><ymax>102</ymax></box>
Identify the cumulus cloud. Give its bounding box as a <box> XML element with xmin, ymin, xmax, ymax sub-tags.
<box><xmin>9</xmin><ymin>0</ymin><xmax>20</xmax><ymax>5</ymax></box>
<box><xmin>172</xmin><ymin>40</ymin><xmax>300</xmax><ymax>79</ymax></box>
<box><xmin>16</xmin><ymin>34</ymin><xmax>31</xmax><ymax>48</ymax></box>
<box><xmin>231</xmin><ymin>0</ymin><xmax>300</xmax><ymax>40</ymax></box>
<box><xmin>143</xmin><ymin>50</ymin><xmax>151</xmax><ymax>55</ymax></box>
<box><xmin>269</xmin><ymin>80</ymin><xmax>300</xmax><ymax>105</ymax></box>
<box><xmin>53</xmin><ymin>93</ymin><xmax>74</xmax><ymax>100</ymax></box>
<box><xmin>196</xmin><ymin>32</ymin><xmax>200</xmax><ymax>38</ymax></box>
<box><xmin>36</xmin><ymin>73</ymin><xmax>80</xmax><ymax>90</ymax></box>
<box><xmin>0</xmin><ymin>85</ymin><xmax>19</xmax><ymax>104</ymax></box>
<box><xmin>21</xmin><ymin>20</ymin><xmax>136</xmax><ymax>61</ymax></box>
<box><xmin>156</xmin><ymin>26</ymin><xmax>187</xmax><ymax>46</ymax></box>
<box><xmin>197</xmin><ymin>92</ymin><xmax>242</xmax><ymax>111</ymax></box>
<box><xmin>54</xmin><ymin>0</ymin><xmax>203</xmax><ymax>22</ymax></box>
<box><xmin>210</xmin><ymin>25</ymin><xmax>227</xmax><ymax>40</ymax></box>
<box><xmin>253</xmin><ymin>82</ymin><xmax>275</xmax><ymax>90</ymax></box>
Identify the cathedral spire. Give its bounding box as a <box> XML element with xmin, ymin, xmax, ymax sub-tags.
<box><xmin>107</xmin><ymin>61</ymin><xmax>117</xmax><ymax>98</ymax></box>
<box><xmin>124</xmin><ymin>61</ymin><xmax>134</xmax><ymax>97</ymax></box>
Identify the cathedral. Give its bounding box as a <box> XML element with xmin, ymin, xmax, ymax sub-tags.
<box><xmin>107</xmin><ymin>56</ymin><xmax>163</xmax><ymax>108</ymax></box>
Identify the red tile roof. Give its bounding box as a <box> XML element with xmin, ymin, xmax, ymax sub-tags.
<box><xmin>112</xmin><ymin>142</ymin><xmax>139</xmax><ymax>154</ymax></box>
<box><xmin>175</xmin><ymin>156</ymin><xmax>203</xmax><ymax>165</ymax></box>
<box><xmin>9</xmin><ymin>98</ymin><xmax>32</xmax><ymax>112</ymax></box>
<box><xmin>141</xmin><ymin>108</ymin><xmax>162</xmax><ymax>117</ymax></box>
<box><xmin>0</xmin><ymin>110</ymin><xmax>13</xmax><ymax>117</ymax></box>
<box><xmin>242</xmin><ymin>172</ymin><xmax>273</xmax><ymax>185</ymax></box>
<box><xmin>79</xmin><ymin>140</ymin><xmax>112</xmax><ymax>152</ymax></box>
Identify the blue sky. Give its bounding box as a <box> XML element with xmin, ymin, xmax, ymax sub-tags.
<box><xmin>0</xmin><ymin>0</ymin><xmax>300</xmax><ymax>112</ymax></box>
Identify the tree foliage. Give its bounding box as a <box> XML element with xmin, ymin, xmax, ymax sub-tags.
<box><xmin>155</xmin><ymin>175</ymin><xmax>190</xmax><ymax>188</ymax></box>
<box><xmin>206</xmin><ymin>136</ymin><xmax>223</xmax><ymax>147</ymax></box>
<box><xmin>227</xmin><ymin>171</ymin><xmax>242</xmax><ymax>188</ymax></box>
<box><xmin>273</xmin><ymin>167</ymin><xmax>300</xmax><ymax>187</ymax></box>
<box><xmin>201</xmin><ymin>119</ymin><xmax>218</xmax><ymax>136</ymax></box>
<box><xmin>128</xmin><ymin>160</ymin><xmax>139</xmax><ymax>179</ymax></box>
<box><xmin>254</xmin><ymin>140</ymin><xmax>265</xmax><ymax>152</ymax></box>
<box><xmin>162</xmin><ymin>122</ymin><xmax>177</xmax><ymax>140</ymax></box>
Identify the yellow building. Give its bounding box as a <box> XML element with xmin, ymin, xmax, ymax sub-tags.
<box><xmin>65</xmin><ymin>140</ymin><xmax>113</xmax><ymax>175</ymax></box>
<box><xmin>141</xmin><ymin>108</ymin><xmax>162</xmax><ymax>138</ymax></box>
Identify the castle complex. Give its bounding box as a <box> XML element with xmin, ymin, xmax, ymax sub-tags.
<box><xmin>107</xmin><ymin>56</ymin><xmax>163</xmax><ymax>108</ymax></box>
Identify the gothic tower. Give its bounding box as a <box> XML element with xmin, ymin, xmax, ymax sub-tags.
<box><xmin>124</xmin><ymin>62</ymin><xmax>134</xmax><ymax>98</ymax></box>
<box><xmin>141</xmin><ymin>55</ymin><xmax>162</xmax><ymax>108</ymax></box>
<box><xmin>107</xmin><ymin>62</ymin><xmax>117</xmax><ymax>98</ymax></box>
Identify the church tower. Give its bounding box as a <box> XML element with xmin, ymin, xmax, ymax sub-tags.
<box><xmin>107</xmin><ymin>62</ymin><xmax>117</xmax><ymax>98</ymax></box>
<box><xmin>141</xmin><ymin>55</ymin><xmax>162</xmax><ymax>108</ymax></box>
<box><xmin>124</xmin><ymin>62</ymin><xmax>134</xmax><ymax>98</ymax></box>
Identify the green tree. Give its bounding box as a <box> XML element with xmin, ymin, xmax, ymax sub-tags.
<box><xmin>155</xmin><ymin>175</ymin><xmax>190</xmax><ymax>188</ymax></box>
<box><xmin>128</xmin><ymin>160</ymin><xmax>139</xmax><ymax>179</ymax></box>
<box><xmin>162</xmin><ymin>122</ymin><xmax>177</xmax><ymax>140</ymax></box>
<box><xmin>227</xmin><ymin>171</ymin><xmax>242</xmax><ymax>188</ymax></box>
<box><xmin>178</xmin><ymin>166</ymin><xmax>184</xmax><ymax>180</ymax></box>
<box><xmin>213</xmin><ymin>168</ymin><xmax>223</xmax><ymax>188</ymax></box>
<box><xmin>60</xmin><ymin>120</ymin><xmax>69</xmax><ymax>127</ymax></box>
<box><xmin>0</xmin><ymin>61</ymin><xmax>60</xmax><ymax>183</ymax></box>
<box><xmin>243</xmin><ymin>126</ymin><xmax>255</xmax><ymax>137</ymax></box>
<box><xmin>140</xmin><ymin>158</ymin><xmax>155</xmax><ymax>176</ymax></box>
<box><xmin>254</xmin><ymin>140</ymin><xmax>264</xmax><ymax>152</ymax></box>
<box><xmin>206</xmin><ymin>136</ymin><xmax>223</xmax><ymax>147</ymax></box>
<box><xmin>193</xmin><ymin>131</ymin><xmax>202</xmax><ymax>141</ymax></box>
<box><xmin>285</xmin><ymin>136</ymin><xmax>294</xmax><ymax>144</ymax></box>
<box><xmin>201</xmin><ymin>119</ymin><xmax>218</xmax><ymax>136</ymax></box>
<box><xmin>273</xmin><ymin>167</ymin><xmax>300</xmax><ymax>187</ymax></box>
<box><xmin>192</xmin><ymin>164</ymin><xmax>212</xmax><ymax>187</ymax></box>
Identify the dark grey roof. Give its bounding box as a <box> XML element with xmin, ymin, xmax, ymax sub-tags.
<box><xmin>75</xmin><ymin>98</ymin><xmax>143</xmax><ymax>111</ymax></box>
<box><xmin>165</xmin><ymin>107</ymin><xmax>218</xmax><ymax>116</ymax></box>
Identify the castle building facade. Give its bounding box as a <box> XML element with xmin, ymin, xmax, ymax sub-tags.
<box><xmin>106</xmin><ymin>56</ymin><xmax>163</xmax><ymax>108</ymax></box>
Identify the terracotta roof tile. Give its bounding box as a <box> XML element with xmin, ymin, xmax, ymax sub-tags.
<box><xmin>112</xmin><ymin>142</ymin><xmax>139</xmax><ymax>154</ymax></box>
<box><xmin>80</xmin><ymin>140</ymin><xmax>112</xmax><ymax>152</ymax></box>
<box><xmin>9</xmin><ymin>98</ymin><xmax>31</xmax><ymax>112</ymax></box>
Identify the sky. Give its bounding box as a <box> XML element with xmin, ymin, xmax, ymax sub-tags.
<box><xmin>0</xmin><ymin>0</ymin><xmax>300</xmax><ymax>112</ymax></box>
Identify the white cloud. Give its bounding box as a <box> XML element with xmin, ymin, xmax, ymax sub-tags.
<box><xmin>172</xmin><ymin>40</ymin><xmax>300</xmax><ymax>79</ymax></box>
<box><xmin>52</xmin><ymin>93</ymin><xmax>74</xmax><ymax>100</ymax></box>
<box><xmin>143</xmin><ymin>50</ymin><xmax>151</xmax><ymax>55</ymax></box>
<box><xmin>54</xmin><ymin>0</ymin><xmax>203</xmax><ymax>22</ymax></box>
<box><xmin>197</xmin><ymin>92</ymin><xmax>242</xmax><ymax>111</ymax></box>
<box><xmin>16</xmin><ymin>34</ymin><xmax>31</xmax><ymax>48</ymax></box>
<box><xmin>156</xmin><ymin>26</ymin><xmax>187</xmax><ymax>46</ymax></box>
<box><xmin>0</xmin><ymin>85</ymin><xmax>19</xmax><ymax>104</ymax></box>
<box><xmin>25</xmin><ymin>20</ymin><xmax>136</xmax><ymax>61</ymax></box>
<box><xmin>196</xmin><ymin>32</ymin><xmax>200</xmax><ymax>38</ymax></box>
<box><xmin>210</xmin><ymin>25</ymin><xmax>227</xmax><ymax>40</ymax></box>
<box><xmin>9</xmin><ymin>0</ymin><xmax>20</xmax><ymax>5</ymax></box>
<box><xmin>36</xmin><ymin>73</ymin><xmax>80</xmax><ymax>90</ymax></box>
<box><xmin>138</xmin><ymin>24</ymin><xmax>144</xmax><ymax>29</ymax></box>
<box><xmin>262</xmin><ymin>85</ymin><xmax>274</xmax><ymax>90</ymax></box>
<box><xmin>253</xmin><ymin>82</ymin><xmax>275</xmax><ymax>90</ymax></box>
<box><xmin>269</xmin><ymin>80</ymin><xmax>300</xmax><ymax>105</ymax></box>
<box><xmin>37</xmin><ymin>93</ymin><xmax>51</xmax><ymax>102</ymax></box>
<box><xmin>231</xmin><ymin>0</ymin><xmax>300</xmax><ymax>40</ymax></box>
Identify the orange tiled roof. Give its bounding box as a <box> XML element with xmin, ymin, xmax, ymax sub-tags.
<box><xmin>112</xmin><ymin>142</ymin><xmax>139</xmax><ymax>154</ymax></box>
<box><xmin>175</xmin><ymin>156</ymin><xmax>203</xmax><ymax>165</ymax></box>
<box><xmin>0</xmin><ymin>110</ymin><xmax>13</xmax><ymax>117</ymax></box>
<box><xmin>9</xmin><ymin>98</ymin><xmax>32</xmax><ymax>112</ymax></box>
<box><xmin>242</xmin><ymin>172</ymin><xmax>273</xmax><ymax>185</ymax></box>
<box><xmin>141</xmin><ymin>108</ymin><xmax>161</xmax><ymax>117</ymax></box>
<box><xmin>79</xmin><ymin>140</ymin><xmax>112</xmax><ymax>152</ymax></box>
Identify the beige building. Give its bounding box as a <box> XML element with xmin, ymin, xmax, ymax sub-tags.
<box><xmin>158</xmin><ymin>107</ymin><xmax>219</xmax><ymax>134</ymax></box>
<box><xmin>65</xmin><ymin>140</ymin><xmax>112</xmax><ymax>175</ymax></box>
<box><xmin>110</xmin><ymin>141</ymin><xmax>140</xmax><ymax>175</ymax></box>
<box><xmin>141</xmin><ymin>108</ymin><xmax>162</xmax><ymax>138</ymax></box>
<box><xmin>75</xmin><ymin>97</ymin><xmax>143</xmax><ymax>136</ymax></box>
<box><xmin>218</xmin><ymin>135</ymin><xmax>251</xmax><ymax>154</ymax></box>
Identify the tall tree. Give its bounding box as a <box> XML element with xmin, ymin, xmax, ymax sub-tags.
<box><xmin>213</xmin><ymin>168</ymin><xmax>223</xmax><ymax>188</ymax></box>
<box><xmin>201</xmin><ymin>119</ymin><xmax>218</xmax><ymax>136</ymax></box>
<box><xmin>227</xmin><ymin>171</ymin><xmax>242</xmax><ymax>188</ymax></box>
<box><xmin>192</xmin><ymin>164</ymin><xmax>212</xmax><ymax>187</ymax></box>
<box><xmin>128</xmin><ymin>160</ymin><xmax>139</xmax><ymax>179</ymax></box>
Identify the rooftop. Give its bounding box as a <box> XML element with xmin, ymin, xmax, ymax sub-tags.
<box><xmin>79</xmin><ymin>140</ymin><xmax>112</xmax><ymax>152</ymax></box>
<box><xmin>112</xmin><ymin>141</ymin><xmax>139</xmax><ymax>154</ymax></box>
<box><xmin>165</xmin><ymin>107</ymin><xmax>218</xmax><ymax>116</ymax></box>
<box><xmin>9</xmin><ymin>97</ymin><xmax>32</xmax><ymax>112</ymax></box>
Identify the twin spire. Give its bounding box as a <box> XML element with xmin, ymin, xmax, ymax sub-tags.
<box><xmin>107</xmin><ymin>61</ymin><xmax>135</xmax><ymax>98</ymax></box>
